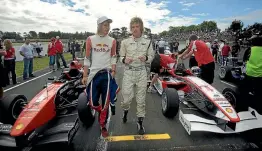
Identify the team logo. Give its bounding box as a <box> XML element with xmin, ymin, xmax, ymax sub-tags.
<box><xmin>225</xmin><ymin>108</ymin><xmax>233</xmax><ymax>113</ymax></box>
<box><xmin>15</xmin><ymin>123</ymin><xmax>24</xmax><ymax>130</ymax></box>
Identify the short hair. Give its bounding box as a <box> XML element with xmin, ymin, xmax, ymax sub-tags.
<box><xmin>189</xmin><ymin>35</ymin><xmax>198</xmax><ymax>41</ymax></box>
<box><xmin>130</xmin><ymin>17</ymin><xmax>144</xmax><ymax>33</ymax></box>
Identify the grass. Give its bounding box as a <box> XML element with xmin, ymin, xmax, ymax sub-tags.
<box><xmin>15</xmin><ymin>53</ymin><xmax>72</xmax><ymax>77</ymax></box>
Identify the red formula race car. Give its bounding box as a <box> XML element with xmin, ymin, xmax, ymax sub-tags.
<box><xmin>149</xmin><ymin>59</ymin><xmax>262</xmax><ymax>135</ymax></box>
<box><xmin>0</xmin><ymin>60</ymin><xmax>94</xmax><ymax>150</ymax></box>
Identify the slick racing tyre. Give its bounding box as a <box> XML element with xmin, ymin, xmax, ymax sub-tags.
<box><xmin>222</xmin><ymin>88</ymin><xmax>237</xmax><ymax>109</ymax></box>
<box><xmin>77</xmin><ymin>92</ymin><xmax>95</xmax><ymax>127</ymax></box>
<box><xmin>161</xmin><ymin>88</ymin><xmax>179</xmax><ymax>118</ymax></box>
<box><xmin>0</xmin><ymin>94</ymin><xmax>27</xmax><ymax>125</ymax></box>
<box><xmin>219</xmin><ymin>66</ymin><xmax>231</xmax><ymax>80</ymax></box>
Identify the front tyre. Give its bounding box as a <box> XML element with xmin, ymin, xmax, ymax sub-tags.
<box><xmin>0</xmin><ymin>94</ymin><xmax>27</xmax><ymax>125</ymax></box>
<box><xmin>161</xmin><ymin>88</ymin><xmax>179</xmax><ymax>118</ymax></box>
<box><xmin>77</xmin><ymin>92</ymin><xmax>95</xmax><ymax>127</ymax></box>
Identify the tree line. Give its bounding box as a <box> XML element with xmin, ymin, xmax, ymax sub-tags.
<box><xmin>0</xmin><ymin>30</ymin><xmax>95</xmax><ymax>41</ymax></box>
<box><xmin>1</xmin><ymin>20</ymin><xmax>260</xmax><ymax>42</ymax></box>
<box><xmin>159</xmin><ymin>21</ymin><xmax>219</xmax><ymax>37</ymax></box>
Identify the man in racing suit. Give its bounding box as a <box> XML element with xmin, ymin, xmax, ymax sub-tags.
<box><xmin>82</xmin><ymin>16</ymin><xmax>120</xmax><ymax>137</ymax></box>
<box><xmin>179</xmin><ymin>35</ymin><xmax>215</xmax><ymax>84</ymax></box>
<box><xmin>148</xmin><ymin>53</ymin><xmax>176</xmax><ymax>93</ymax></box>
<box><xmin>120</xmin><ymin>17</ymin><xmax>154</xmax><ymax>135</ymax></box>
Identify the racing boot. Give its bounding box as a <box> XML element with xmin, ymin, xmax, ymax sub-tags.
<box><xmin>137</xmin><ymin>117</ymin><xmax>145</xmax><ymax>135</ymax></box>
<box><xmin>122</xmin><ymin>110</ymin><xmax>128</xmax><ymax>123</ymax></box>
<box><xmin>101</xmin><ymin>127</ymin><xmax>109</xmax><ymax>138</ymax></box>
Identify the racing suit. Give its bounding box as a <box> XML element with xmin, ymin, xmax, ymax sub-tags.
<box><xmin>85</xmin><ymin>35</ymin><xmax>120</xmax><ymax>129</ymax></box>
<box><xmin>120</xmin><ymin>36</ymin><xmax>154</xmax><ymax>119</ymax></box>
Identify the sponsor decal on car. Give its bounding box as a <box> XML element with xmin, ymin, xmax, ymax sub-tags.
<box><xmin>0</xmin><ymin>124</ymin><xmax>12</xmax><ymax>132</ymax></box>
<box><xmin>15</xmin><ymin>123</ymin><xmax>24</xmax><ymax>130</ymax></box>
<box><xmin>214</xmin><ymin>98</ymin><xmax>228</xmax><ymax>102</ymax></box>
<box><xmin>225</xmin><ymin>108</ymin><xmax>233</xmax><ymax>113</ymax></box>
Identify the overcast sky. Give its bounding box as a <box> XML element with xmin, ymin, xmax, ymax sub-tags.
<box><xmin>0</xmin><ymin>0</ymin><xmax>261</xmax><ymax>34</ymax></box>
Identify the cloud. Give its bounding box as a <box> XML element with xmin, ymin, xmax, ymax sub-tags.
<box><xmin>215</xmin><ymin>10</ymin><xmax>262</xmax><ymax>31</ymax></box>
<box><xmin>0</xmin><ymin>0</ymin><xmax>199</xmax><ymax>34</ymax></box>
<box><xmin>179</xmin><ymin>1</ymin><xmax>195</xmax><ymax>7</ymax></box>
<box><xmin>244</xmin><ymin>8</ymin><xmax>251</xmax><ymax>11</ymax></box>
<box><xmin>182</xmin><ymin>2</ymin><xmax>195</xmax><ymax>7</ymax></box>
<box><xmin>192</xmin><ymin>13</ymin><xmax>209</xmax><ymax>16</ymax></box>
<box><xmin>182</xmin><ymin>8</ymin><xmax>190</xmax><ymax>11</ymax></box>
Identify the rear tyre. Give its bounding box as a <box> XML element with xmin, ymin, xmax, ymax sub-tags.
<box><xmin>161</xmin><ymin>88</ymin><xmax>179</xmax><ymax>118</ymax></box>
<box><xmin>0</xmin><ymin>94</ymin><xmax>27</xmax><ymax>125</ymax></box>
<box><xmin>77</xmin><ymin>92</ymin><xmax>95</xmax><ymax>128</ymax></box>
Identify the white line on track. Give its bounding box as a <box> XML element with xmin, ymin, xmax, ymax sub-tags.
<box><xmin>220</xmin><ymin>80</ymin><xmax>236</xmax><ymax>88</ymax></box>
<box><xmin>4</xmin><ymin>71</ymin><xmax>52</xmax><ymax>92</ymax></box>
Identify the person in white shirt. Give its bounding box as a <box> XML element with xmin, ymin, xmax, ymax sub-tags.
<box><xmin>218</xmin><ymin>40</ymin><xmax>225</xmax><ymax>64</ymax></box>
<box><xmin>158</xmin><ymin>38</ymin><xmax>166</xmax><ymax>54</ymax></box>
<box><xmin>205</xmin><ymin>38</ymin><xmax>212</xmax><ymax>53</ymax></box>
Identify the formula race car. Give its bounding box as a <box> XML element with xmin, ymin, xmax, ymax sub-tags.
<box><xmin>219</xmin><ymin>57</ymin><xmax>246</xmax><ymax>81</ymax></box>
<box><xmin>149</xmin><ymin>59</ymin><xmax>262</xmax><ymax>135</ymax></box>
<box><xmin>0</xmin><ymin>60</ymin><xmax>91</xmax><ymax>150</ymax></box>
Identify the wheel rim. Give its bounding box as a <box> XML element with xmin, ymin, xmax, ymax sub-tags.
<box><xmin>224</xmin><ymin>91</ymin><xmax>236</xmax><ymax>108</ymax></box>
<box><xmin>219</xmin><ymin>68</ymin><xmax>226</xmax><ymax>78</ymax></box>
<box><xmin>12</xmin><ymin>98</ymin><xmax>27</xmax><ymax>119</ymax></box>
<box><xmin>162</xmin><ymin>92</ymin><xmax>167</xmax><ymax>111</ymax></box>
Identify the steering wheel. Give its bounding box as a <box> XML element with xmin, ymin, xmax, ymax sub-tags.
<box><xmin>174</xmin><ymin>58</ymin><xmax>187</xmax><ymax>76</ymax></box>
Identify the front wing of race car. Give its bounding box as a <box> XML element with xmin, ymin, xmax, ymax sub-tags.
<box><xmin>0</xmin><ymin>112</ymin><xmax>78</xmax><ymax>148</ymax></box>
<box><xmin>179</xmin><ymin>105</ymin><xmax>262</xmax><ymax>135</ymax></box>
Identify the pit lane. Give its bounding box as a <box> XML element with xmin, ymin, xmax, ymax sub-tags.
<box><xmin>2</xmin><ymin>59</ymin><xmax>262</xmax><ymax>151</ymax></box>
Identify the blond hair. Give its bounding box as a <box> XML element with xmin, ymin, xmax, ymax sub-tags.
<box><xmin>130</xmin><ymin>17</ymin><xmax>144</xmax><ymax>33</ymax></box>
<box><xmin>4</xmin><ymin>39</ymin><xmax>12</xmax><ymax>50</ymax></box>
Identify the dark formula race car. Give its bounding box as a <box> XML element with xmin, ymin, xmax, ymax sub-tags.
<box><xmin>0</xmin><ymin>60</ymin><xmax>93</xmax><ymax>150</ymax></box>
<box><xmin>149</xmin><ymin>59</ymin><xmax>262</xmax><ymax>135</ymax></box>
<box><xmin>219</xmin><ymin>57</ymin><xmax>246</xmax><ymax>82</ymax></box>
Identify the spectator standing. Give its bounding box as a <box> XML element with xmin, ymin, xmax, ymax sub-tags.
<box><xmin>3</xmin><ymin>40</ymin><xmax>17</xmax><ymax>85</ymax></box>
<box><xmin>48</xmin><ymin>37</ymin><xmax>56</xmax><ymax>71</ymax></box>
<box><xmin>55</xmin><ymin>36</ymin><xmax>68</xmax><ymax>69</ymax></box>
<box><xmin>19</xmin><ymin>39</ymin><xmax>35</xmax><ymax>80</ymax></box>
<box><xmin>211</xmin><ymin>39</ymin><xmax>219</xmax><ymax>63</ymax></box>
<box><xmin>158</xmin><ymin>38</ymin><xmax>166</xmax><ymax>54</ymax></box>
<box><xmin>74</xmin><ymin>41</ymin><xmax>81</xmax><ymax>58</ymax></box>
<box><xmin>221</xmin><ymin>42</ymin><xmax>231</xmax><ymax>66</ymax></box>
<box><xmin>0</xmin><ymin>39</ymin><xmax>7</xmax><ymax>99</ymax></box>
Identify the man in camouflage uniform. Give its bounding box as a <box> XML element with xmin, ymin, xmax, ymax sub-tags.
<box><xmin>120</xmin><ymin>17</ymin><xmax>154</xmax><ymax>135</ymax></box>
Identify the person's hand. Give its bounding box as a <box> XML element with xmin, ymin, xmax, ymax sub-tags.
<box><xmin>124</xmin><ymin>57</ymin><xmax>133</xmax><ymax>64</ymax></box>
<box><xmin>177</xmin><ymin>55</ymin><xmax>183</xmax><ymax>60</ymax></box>
<box><xmin>138</xmin><ymin>56</ymin><xmax>146</xmax><ymax>62</ymax></box>
<box><xmin>0</xmin><ymin>50</ymin><xmax>7</xmax><ymax>56</ymax></box>
<box><xmin>82</xmin><ymin>76</ymin><xmax>88</xmax><ymax>85</ymax></box>
<box><xmin>111</xmin><ymin>71</ymin><xmax>116</xmax><ymax>78</ymax></box>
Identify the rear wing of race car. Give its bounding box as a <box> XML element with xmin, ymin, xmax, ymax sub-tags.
<box><xmin>179</xmin><ymin>105</ymin><xmax>262</xmax><ymax>135</ymax></box>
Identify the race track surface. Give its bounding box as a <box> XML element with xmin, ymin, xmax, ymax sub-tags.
<box><xmin>2</xmin><ymin>60</ymin><xmax>262</xmax><ymax>151</ymax></box>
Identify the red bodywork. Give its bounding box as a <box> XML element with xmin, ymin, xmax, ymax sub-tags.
<box><xmin>160</xmin><ymin>69</ymin><xmax>240</xmax><ymax>123</ymax></box>
<box><xmin>10</xmin><ymin>83</ymin><xmax>64</xmax><ymax>136</ymax></box>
